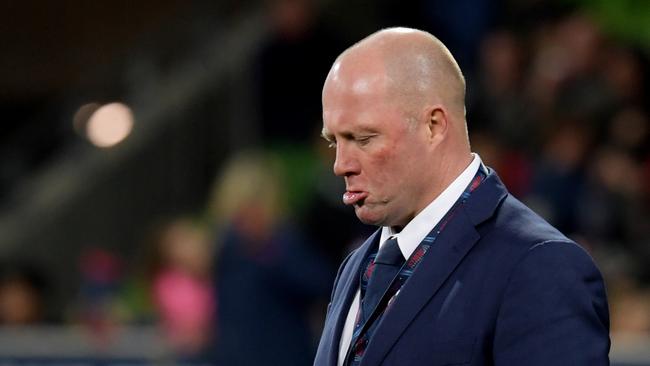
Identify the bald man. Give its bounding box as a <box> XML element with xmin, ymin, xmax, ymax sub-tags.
<box><xmin>315</xmin><ymin>28</ymin><xmax>609</xmax><ymax>366</ymax></box>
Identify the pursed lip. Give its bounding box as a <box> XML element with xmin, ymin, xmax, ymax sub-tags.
<box><xmin>342</xmin><ymin>190</ymin><xmax>368</xmax><ymax>205</ymax></box>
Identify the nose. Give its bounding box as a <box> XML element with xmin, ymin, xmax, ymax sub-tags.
<box><xmin>333</xmin><ymin>143</ymin><xmax>360</xmax><ymax>177</ymax></box>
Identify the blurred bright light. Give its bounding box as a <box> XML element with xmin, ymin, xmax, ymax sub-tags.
<box><xmin>85</xmin><ymin>103</ymin><xmax>134</xmax><ymax>148</ymax></box>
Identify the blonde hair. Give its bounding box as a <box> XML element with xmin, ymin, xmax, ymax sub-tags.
<box><xmin>207</xmin><ymin>151</ymin><xmax>285</xmax><ymax>227</ymax></box>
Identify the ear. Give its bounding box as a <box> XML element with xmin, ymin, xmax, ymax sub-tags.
<box><xmin>425</xmin><ymin>106</ymin><xmax>448</xmax><ymax>143</ymax></box>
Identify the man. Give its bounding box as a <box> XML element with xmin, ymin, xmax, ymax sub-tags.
<box><xmin>314</xmin><ymin>27</ymin><xmax>609</xmax><ymax>366</ymax></box>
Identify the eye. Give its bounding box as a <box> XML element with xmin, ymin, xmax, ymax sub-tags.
<box><xmin>328</xmin><ymin>141</ymin><xmax>337</xmax><ymax>149</ymax></box>
<box><xmin>356</xmin><ymin>135</ymin><xmax>374</xmax><ymax>146</ymax></box>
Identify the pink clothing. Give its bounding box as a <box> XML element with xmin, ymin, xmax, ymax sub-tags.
<box><xmin>153</xmin><ymin>269</ymin><xmax>215</xmax><ymax>351</ymax></box>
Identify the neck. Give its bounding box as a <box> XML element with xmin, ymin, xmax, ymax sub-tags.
<box><xmin>390</xmin><ymin>225</ymin><xmax>404</xmax><ymax>233</ymax></box>
<box><xmin>409</xmin><ymin>150</ymin><xmax>473</xmax><ymax>225</ymax></box>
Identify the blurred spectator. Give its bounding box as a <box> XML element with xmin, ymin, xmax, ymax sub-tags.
<box><xmin>146</xmin><ymin>218</ymin><xmax>215</xmax><ymax>357</ymax></box>
<box><xmin>602</xmin><ymin>45</ymin><xmax>647</xmax><ymax>106</ymax></box>
<box><xmin>0</xmin><ymin>264</ymin><xmax>48</xmax><ymax>325</ymax></box>
<box><xmin>254</xmin><ymin>0</ymin><xmax>345</xmax><ymax>144</ymax></box>
<box><xmin>527</xmin><ymin>118</ymin><xmax>593</xmax><ymax>233</ymax></box>
<box><xmin>73</xmin><ymin>247</ymin><xmax>126</xmax><ymax>346</ymax></box>
<box><xmin>608</xmin><ymin>106</ymin><xmax>649</xmax><ymax>158</ymax></box>
<box><xmin>526</xmin><ymin>12</ymin><xmax>613</xmax><ymax>123</ymax></box>
<box><xmin>469</xmin><ymin>29</ymin><xmax>535</xmax><ymax>197</ymax></box>
<box><xmin>209</xmin><ymin>151</ymin><xmax>333</xmax><ymax>366</ymax></box>
<box><xmin>609</xmin><ymin>275</ymin><xmax>650</xmax><ymax>339</ymax></box>
<box><xmin>471</xmin><ymin>30</ymin><xmax>535</xmax><ymax>149</ymax></box>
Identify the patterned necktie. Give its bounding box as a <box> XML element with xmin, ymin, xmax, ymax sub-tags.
<box><xmin>346</xmin><ymin>237</ymin><xmax>405</xmax><ymax>365</ymax></box>
<box><xmin>360</xmin><ymin>237</ymin><xmax>404</xmax><ymax>322</ymax></box>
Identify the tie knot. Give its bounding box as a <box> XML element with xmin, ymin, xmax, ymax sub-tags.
<box><xmin>375</xmin><ymin>237</ymin><xmax>404</xmax><ymax>266</ymax></box>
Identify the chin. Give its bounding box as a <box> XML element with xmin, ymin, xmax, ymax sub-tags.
<box><xmin>354</xmin><ymin>206</ymin><xmax>387</xmax><ymax>226</ymax></box>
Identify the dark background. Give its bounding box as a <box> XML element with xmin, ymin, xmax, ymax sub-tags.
<box><xmin>0</xmin><ymin>0</ymin><xmax>648</xmax><ymax>364</ymax></box>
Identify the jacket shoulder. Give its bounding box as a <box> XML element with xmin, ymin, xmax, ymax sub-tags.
<box><xmin>488</xmin><ymin>194</ymin><xmax>574</xmax><ymax>249</ymax></box>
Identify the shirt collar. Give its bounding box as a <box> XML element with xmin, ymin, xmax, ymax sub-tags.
<box><xmin>379</xmin><ymin>153</ymin><xmax>483</xmax><ymax>259</ymax></box>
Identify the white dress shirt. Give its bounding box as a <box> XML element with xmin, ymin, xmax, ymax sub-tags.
<box><xmin>337</xmin><ymin>153</ymin><xmax>482</xmax><ymax>366</ymax></box>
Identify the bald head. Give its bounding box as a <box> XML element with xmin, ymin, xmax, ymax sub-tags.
<box><xmin>321</xmin><ymin>28</ymin><xmax>473</xmax><ymax>227</ymax></box>
<box><xmin>326</xmin><ymin>27</ymin><xmax>467</xmax><ymax>121</ymax></box>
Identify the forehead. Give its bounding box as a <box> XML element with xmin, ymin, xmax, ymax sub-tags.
<box><xmin>324</xmin><ymin>60</ymin><xmax>388</xmax><ymax>110</ymax></box>
<box><xmin>321</xmin><ymin>50</ymin><xmax>410</xmax><ymax>133</ymax></box>
<box><xmin>323</xmin><ymin>50</ymin><xmax>389</xmax><ymax>98</ymax></box>
<box><xmin>322</xmin><ymin>83</ymin><xmax>388</xmax><ymax>125</ymax></box>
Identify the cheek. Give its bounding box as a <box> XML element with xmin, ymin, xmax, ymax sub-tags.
<box><xmin>366</xmin><ymin>146</ymin><xmax>403</xmax><ymax>191</ymax></box>
<box><xmin>379</xmin><ymin>138</ymin><xmax>425</xmax><ymax>187</ymax></box>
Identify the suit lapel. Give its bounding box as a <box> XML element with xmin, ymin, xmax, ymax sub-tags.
<box><xmin>360</xmin><ymin>208</ymin><xmax>479</xmax><ymax>366</ymax></box>
<box><xmin>359</xmin><ymin>171</ymin><xmax>508</xmax><ymax>366</ymax></box>
<box><xmin>322</xmin><ymin>230</ymin><xmax>380</xmax><ymax>366</ymax></box>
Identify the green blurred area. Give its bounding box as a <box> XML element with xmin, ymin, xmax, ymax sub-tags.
<box><xmin>569</xmin><ymin>0</ymin><xmax>650</xmax><ymax>48</ymax></box>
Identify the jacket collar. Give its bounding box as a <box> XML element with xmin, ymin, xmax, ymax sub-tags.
<box><xmin>360</xmin><ymin>169</ymin><xmax>508</xmax><ymax>366</ymax></box>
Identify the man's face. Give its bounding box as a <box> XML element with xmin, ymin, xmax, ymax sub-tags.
<box><xmin>322</xmin><ymin>60</ymin><xmax>432</xmax><ymax>228</ymax></box>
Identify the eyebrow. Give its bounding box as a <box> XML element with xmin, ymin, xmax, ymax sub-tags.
<box><xmin>321</xmin><ymin>129</ymin><xmax>334</xmax><ymax>141</ymax></box>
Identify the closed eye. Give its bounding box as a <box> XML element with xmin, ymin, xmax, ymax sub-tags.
<box><xmin>356</xmin><ymin>135</ymin><xmax>376</xmax><ymax>146</ymax></box>
<box><xmin>321</xmin><ymin>132</ymin><xmax>376</xmax><ymax>148</ymax></box>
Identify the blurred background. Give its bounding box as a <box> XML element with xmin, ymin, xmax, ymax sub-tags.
<box><xmin>0</xmin><ymin>0</ymin><xmax>648</xmax><ymax>364</ymax></box>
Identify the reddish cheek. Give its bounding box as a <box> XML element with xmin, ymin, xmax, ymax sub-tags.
<box><xmin>373</xmin><ymin>136</ymin><xmax>398</xmax><ymax>159</ymax></box>
<box><xmin>371</xmin><ymin>149</ymin><xmax>391</xmax><ymax>165</ymax></box>
<box><xmin>365</xmin><ymin>145</ymin><xmax>397</xmax><ymax>188</ymax></box>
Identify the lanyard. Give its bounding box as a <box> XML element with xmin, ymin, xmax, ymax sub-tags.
<box><xmin>345</xmin><ymin>165</ymin><xmax>488</xmax><ymax>364</ymax></box>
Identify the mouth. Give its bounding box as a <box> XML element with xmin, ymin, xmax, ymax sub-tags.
<box><xmin>342</xmin><ymin>191</ymin><xmax>369</xmax><ymax>206</ymax></box>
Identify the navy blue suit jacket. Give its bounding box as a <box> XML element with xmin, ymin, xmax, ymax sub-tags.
<box><xmin>314</xmin><ymin>170</ymin><xmax>610</xmax><ymax>366</ymax></box>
